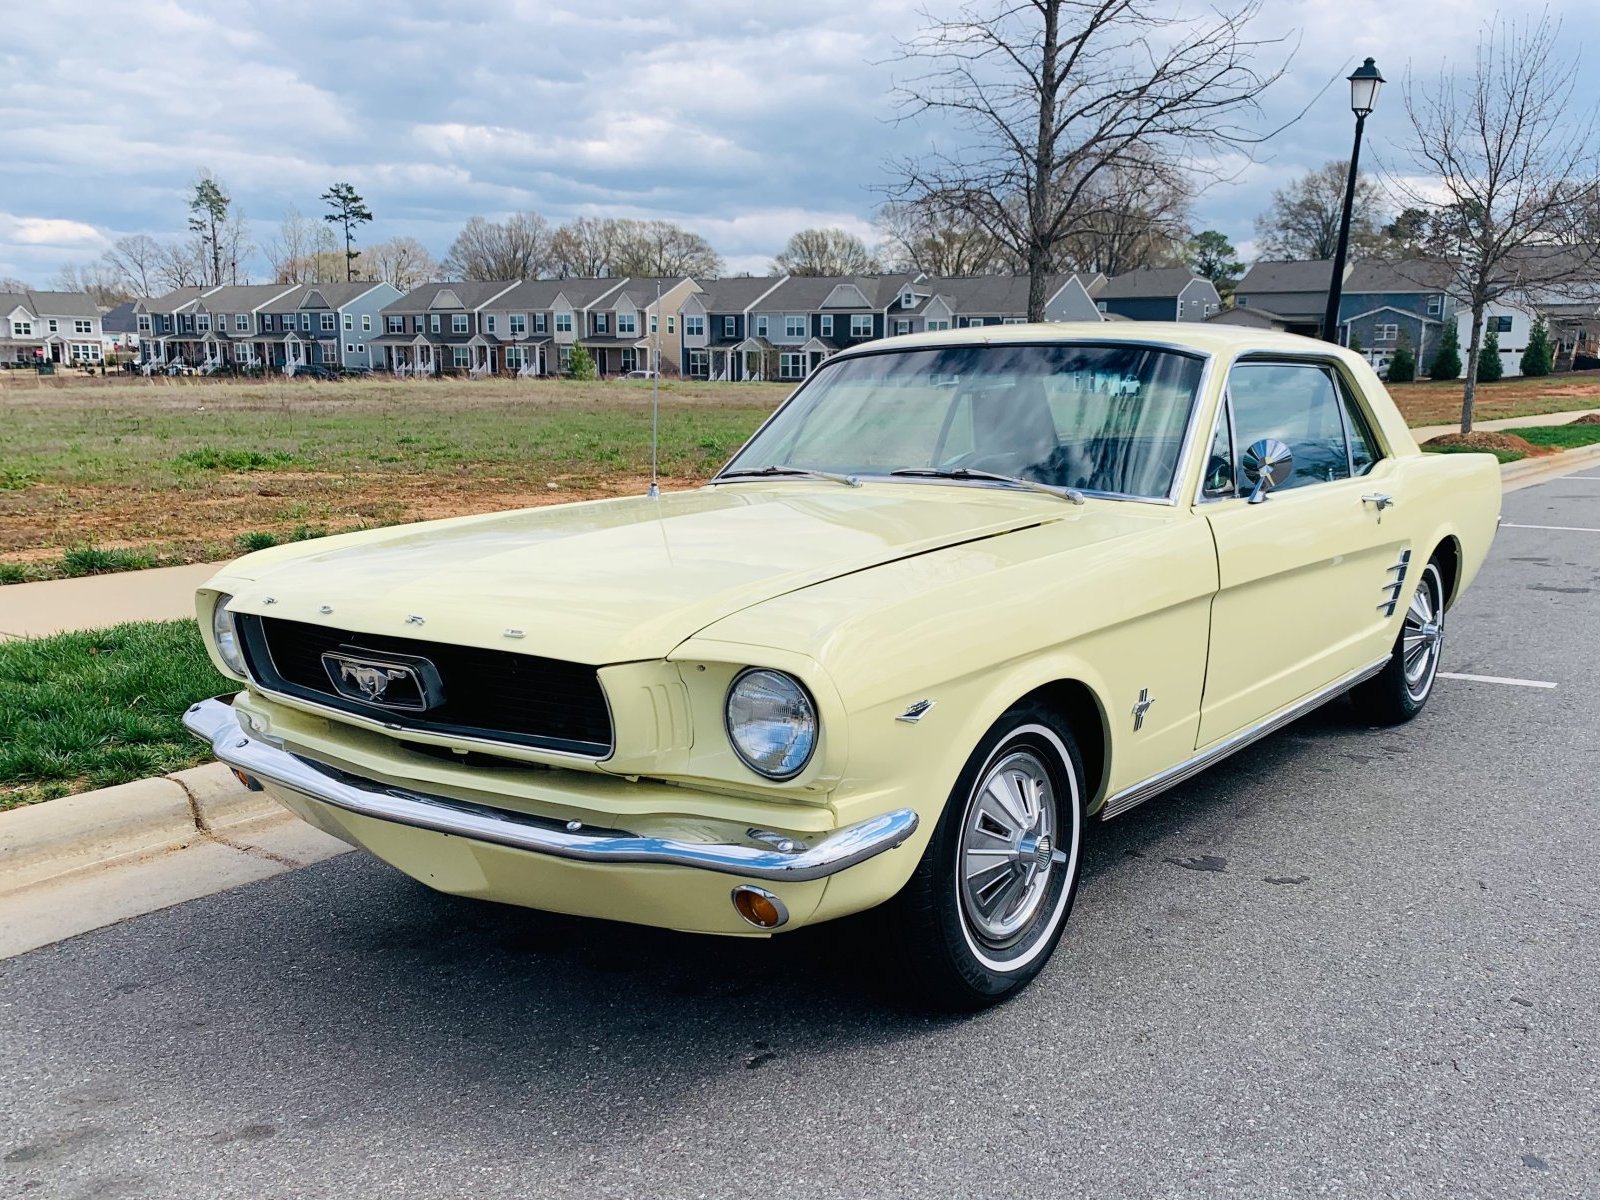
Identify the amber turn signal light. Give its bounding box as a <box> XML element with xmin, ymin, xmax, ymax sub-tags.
<box><xmin>731</xmin><ymin>885</ymin><xmax>789</xmax><ymax>929</ymax></box>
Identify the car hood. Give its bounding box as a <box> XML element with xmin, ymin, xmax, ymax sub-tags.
<box><xmin>213</xmin><ymin>484</ymin><xmax>1076</xmax><ymax>664</ymax></box>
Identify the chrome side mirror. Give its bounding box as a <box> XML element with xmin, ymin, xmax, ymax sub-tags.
<box><xmin>1242</xmin><ymin>438</ymin><xmax>1293</xmax><ymax>504</ymax></box>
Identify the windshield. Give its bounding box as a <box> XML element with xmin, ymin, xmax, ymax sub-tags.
<box><xmin>722</xmin><ymin>342</ymin><xmax>1206</xmax><ymax>500</ymax></box>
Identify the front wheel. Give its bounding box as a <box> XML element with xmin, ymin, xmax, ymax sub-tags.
<box><xmin>882</xmin><ymin>703</ymin><xmax>1086</xmax><ymax>1010</ymax></box>
<box><xmin>1354</xmin><ymin>556</ymin><xmax>1446</xmax><ymax>724</ymax></box>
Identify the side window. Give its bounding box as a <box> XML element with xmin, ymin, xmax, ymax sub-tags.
<box><xmin>1339</xmin><ymin>381</ymin><xmax>1380</xmax><ymax>476</ymax></box>
<box><xmin>1227</xmin><ymin>361</ymin><xmax>1351</xmax><ymax>490</ymax></box>
<box><xmin>1202</xmin><ymin>404</ymin><xmax>1235</xmax><ymax>497</ymax></box>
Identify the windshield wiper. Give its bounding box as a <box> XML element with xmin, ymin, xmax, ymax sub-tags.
<box><xmin>715</xmin><ymin>464</ymin><xmax>862</xmax><ymax>487</ymax></box>
<box><xmin>889</xmin><ymin>467</ymin><xmax>1086</xmax><ymax>506</ymax></box>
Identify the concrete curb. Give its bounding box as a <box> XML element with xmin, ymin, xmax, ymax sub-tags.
<box><xmin>1501</xmin><ymin>441</ymin><xmax>1600</xmax><ymax>491</ymax></box>
<box><xmin>0</xmin><ymin>761</ymin><xmax>282</xmax><ymax>897</ymax></box>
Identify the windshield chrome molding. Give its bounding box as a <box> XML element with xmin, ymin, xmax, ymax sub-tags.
<box><xmin>713</xmin><ymin>337</ymin><xmax>1215</xmax><ymax>506</ymax></box>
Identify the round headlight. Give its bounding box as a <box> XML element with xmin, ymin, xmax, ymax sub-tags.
<box><xmin>211</xmin><ymin>594</ymin><xmax>248</xmax><ymax>678</ymax></box>
<box><xmin>724</xmin><ymin>668</ymin><xmax>818</xmax><ymax>780</ymax></box>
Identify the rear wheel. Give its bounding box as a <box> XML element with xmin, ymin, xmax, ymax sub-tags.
<box><xmin>883</xmin><ymin>702</ymin><xmax>1085</xmax><ymax>1010</ymax></box>
<box><xmin>1354</xmin><ymin>557</ymin><xmax>1446</xmax><ymax>724</ymax></box>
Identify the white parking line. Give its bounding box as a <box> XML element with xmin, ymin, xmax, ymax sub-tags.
<box><xmin>1501</xmin><ymin>523</ymin><xmax>1600</xmax><ymax>533</ymax></box>
<box><xmin>1559</xmin><ymin>475</ymin><xmax>1600</xmax><ymax>480</ymax></box>
<box><xmin>1439</xmin><ymin>671</ymin><xmax>1558</xmax><ymax>689</ymax></box>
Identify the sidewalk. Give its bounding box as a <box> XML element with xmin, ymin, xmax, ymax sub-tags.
<box><xmin>0</xmin><ymin>560</ymin><xmax>224</xmax><ymax>641</ymax></box>
<box><xmin>1409</xmin><ymin>406</ymin><xmax>1599</xmax><ymax>444</ymax></box>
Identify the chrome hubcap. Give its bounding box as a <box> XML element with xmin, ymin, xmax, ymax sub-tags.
<box><xmin>1402</xmin><ymin>570</ymin><xmax>1444</xmax><ymax>700</ymax></box>
<box><xmin>958</xmin><ymin>749</ymin><xmax>1062</xmax><ymax>946</ymax></box>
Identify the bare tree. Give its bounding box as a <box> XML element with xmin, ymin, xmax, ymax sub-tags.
<box><xmin>155</xmin><ymin>238</ymin><xmax>207</xmax><ymax>291</ymax></box>
<box><xmin>1055</xmin><ymin>151</ymin><xmax>1193</xmax><ymax>275</ymax></box>
<box><xmin>265</xmin><ymin>208</ymin><xmax>317</xmax><ymax>283</ymax></box>
<box><xmin>609</xmin><ymin>219</ymin><xmax>723</xmax><ymax>277</ymax></box>
<box><xmin>100</xmin><ymin>235</ymin><xmax>164</xmax><ymax>297</ymax></box>
<box><xmin>888</xmin><ymin>0</ymin><xmax>1289</xmax><ymax>319</ymax></box>
<box><xmin>363</xmin><ymin>237</ymin><xmax>440</xmax><ymax>289</ymax></box>
<box><xmin>773</xmin><ymin>227</ymin><xmax>880</xmax><ymax>276</ymax></box>
<box><xmin>220</xmin><ymin>210</ymin><xmax>252</xmax><ymax>285</ymax></box>
<box><xmin>51</xmin><ymin>262</ymin><xmax>130</xmax><ymax>306</ymax></box>
<box><xmin>0</xmin><ymin>276</ymin><xmax>30</xmax><ymax>293</ymax></box>
<box><xmin>310</xmin><ymin>224</ymin><xmax>344</xmax><ymax>283</ymax></box>
<box><xmin>443</xmin><ymin>213</ymin><xmax>553</xmax><ymax>280</ymax></box>
<box><xmin>549</xmin><ymin>216</ymin><xmax>622</xmax><ymax>278</ymax></box>
<box><xmin>1254</xmin><ymin>160</ymin><xmax>1387</xmax><ymax>262</ymax></box>
<box><xmin>1397</xmin><ymin>11</ymin><xmax>1600</xmax><ymax>432</ymax></box>
<box><xmin>877</xmin><ymin>199</ymin><xmax>1011</xmax><ymax>275</ymax></box>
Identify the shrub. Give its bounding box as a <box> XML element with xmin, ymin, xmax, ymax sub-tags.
<box><xmin>174</xmin><ymin>447</ymin><xmax>296</xmax><ymax>472</ymax></box>
<box><xmin>1387</xmin><ymin>333</ymin><xmax>1416</xmax><ymax>383</ymax></box>
<box><xmin>1430</xmin><ymin>321</ymin><xmax>1462</xmax><ymax>380</ymax></box>
<box><xmin>237</xmin><ymin>531</ymin><xmax>280</xmax><ymax>552</ymax></box>
<box><xmin>1520</xmin><ymin>316</ymin><xmax>1553</xmax><ymax>377</ymax></box>
<box><xmin>59</xmin><ymin>546</ymin><xmax>157</xmax><ymax>577</ymax></box>
<box><xmin>1347</xmin><ymin>331</ymin><xmax>1363</xmax><ymax>354</ymax></box>
<box><xmin>566</xmin><ymin>343</ymin><xmax>598</xmax><ymax>381</ymax></box>
<box><xmin>1477</xmin><ymin>327</ymin><xmax>1504</xmax><ymax>383</ymax></box>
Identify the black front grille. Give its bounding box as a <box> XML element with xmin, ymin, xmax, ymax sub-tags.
<box><xmin>237</xmin><ymin>615</ymin><xmax>613</xmax><ymax>756</ymax></box>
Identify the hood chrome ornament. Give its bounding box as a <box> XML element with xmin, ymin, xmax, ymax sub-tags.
<box><xmin>405</xmin><ymin>614</ymin><xmax>425</xmax><ymax>626</ymax></box>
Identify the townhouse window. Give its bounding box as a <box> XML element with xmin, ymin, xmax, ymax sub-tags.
<box><xmin>896</xmin><ymin>320</ymin><xmax>911</xmax><ymax>335</ymax></box>
<box><xmin>343</xmin><ymin>313</ymin><xmax>354</xmax><ymax>330</ymax></box>
<box><xmin>505</xmin><ymin>347</ymin><xmax>525</xmax><ymax>369</ymax></box>
<box><xmin>555</xmin><ymin>312</ymin><xmax>573</xmax><ymax>333</ymax></box>
<box><xmin>387</xmin><ymin>316</ymin><xmax>404</xmax><ymax>333</ymax></box>
<box><xmin>1002</xmin><ymin>318</ymin><xmax>1025</xmax><ymax>325</ymax></box>
<box><xmin>621</xmin><ymin>347</ymin><xmax>638</xmax><ymax>372</ymax></box>
<box><xmin>785</xmin><ymin>315</ymin><xmax>806</xmax><ymax>338</ymax></box>
<box><xmin>452</xmin><ymin>314</ymin><xmax>469</xmax><ymax>334</ymax></box>
<box><xmin>650</xmin><ymin>314</ymin><xmax>658</xmax><ymax>334</ymax></box>
<box><xmin>666</xmin><ymin>316</ymin><xmax>675</xmax><ymax>334</ymax></box>
<box><xmin>321</xmin><ymin>313</ymin><xmax>336</xmax><ymax>332</ymax></box>
<box><xmin>346</xmin><ymin>344</ymin><xmax>356</xmax><ymax>353</ymax></box>
<box><xmin>1427</xmin><ymin>295</ymin><xmax>1443</xmax><ymax>316</ymax></box>
<box><xmin>594</xmin><ymin>313</ymin><xmax>609</xmax><ymax>334</ymax></box>
<box><xmin>755</xmin><ymin>315</ymin><xmax>768</xmax><ymax>337</ymax></box>
<box><xmin>48</xmin><ymin>319</ymin><xmax>59</xmax><ymax>332</ymax></box>
<box><xmin>850</xmin><ymin>314</ymin><xmax>873</xmax><ymax>338</ymax></box>
<box><xmin>430</xmin><ymin>314</ymin><xmax>441</xmax><ymax>334</ymax></box>
<box><xmin>927</xmin><ymin>319</ymin><xmax>950</xmax><ymax>331</ymax></box>
<box><xmin>196</xmin><ymin>315</ymin><xmax>210</xmax><ymax>331</ymax></box>
<box><xmin>818</xmin><ymin>314</ymin><xmax>833</xmax><ymax>337</ymax></box>
<box><xmin>618</xmin><ymin>312</ymin><xmax>636</xmax><ymax>335</ymax></box>
<box><xmin>137</xmin><ymin>315</ymin><xmax>151</xmax><ymax>332</ymax></box>
<box><xmin>683</xmin><ymin>315</ymin><xmax>704</xmax><ymax>337</ymax></box>
<box><xmin>357</xmin><ymin>344</ymin><xmax>365</xmax><ymax>353</ymax></box>
<box><xmin>723</xmin><ymin>316</ymin><xmax>737</xmax><ymax>338</ymax></box>
<box><xmin>779</xmin><ymin>352</ymin><xmax>806</xmax><ymax>380</ymax></box>
<box><xmin>900</xmin><ymin>289</ymin><xmax>914</xmax><ymax>308</ymax></box>
<box><xmin>300</xmin><ymin>313</ymin><xmax>312</xmax><ymax>331</ymax></box>
<box><xmin>485</xmin><ymin>315</ymin><xmax>497</xmax><ymax>333</ymax></box>
<box><xmin>534</xmin><ymin>313</ymin><xmax>547</xmax><ymax>334</ymax></box>
<box><xmin>234</xmin><ymin>342</ymin><xmax>251</xmax><ymax>363</ymax></box>
<box><xmin>1374</xmin><ymin>324</ymin><xmax>1398</xmax><ymax>342</ymax></box>
<box><xmin>452</xmin><ymin>346</ymin><xmax>470</xmax><ymax>368</ymax></box>
<box><xmin>362</xmin><ymin>314</ymin><xmax>372</xmax><ymax>332</ymax></box>
<box><xmin>74</xmin><ymin>319</ymin><xmax>93</xmax><ymax>334</ymax></box>
<box><xmin>509</xmin><ymin>314</ymin><xmax>526</xmax><ymax>336</ymax></box>
<box><xmin>1490</xmin><ymin>315</ymin><xmax>1513</xmax><ymax>334</ymax></box>
<box><xmin>687</xmin><ymin>349</ymin><xmax>709</xmax><ymax>377</ymax></box>
<box><xmin>236</xmin><ymin>314</ymin><xmax>248</xmax><ymax>331</ymax></box>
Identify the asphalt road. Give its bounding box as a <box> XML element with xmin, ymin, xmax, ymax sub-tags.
<box><xmin>4</xmin><ymin>473</ymin><xmax>1598</xmax><ymax>1200</ymax></box>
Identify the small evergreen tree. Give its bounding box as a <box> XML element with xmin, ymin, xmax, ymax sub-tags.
<box><xmin>1348</xmin><ymin>330</ymin><xmax>1363</xmax><ymax>354</ymax></box>
<box><xmin>1430</xmin><ymin>321</ymin><xmax>1462</xmax><ymax>380</ymax></box>
<box><xmin>1387</xmin><ymin>332</ymin><xmax>1416</xmax><ymax>383</ymax></box>
<box><xmin>1477</xmin><ymin>327</ymin><xmax>1504</xmax><ymax>383</ymax></box>
<box><xmin>1520</xmin><ymin>316</ymin><xmax>1553</xmax><ymax>377</ymax></box>
<box><xmin>566</xmin><ymin>342</ymin><xmax>597</xmax><ymax>381</ymax></box>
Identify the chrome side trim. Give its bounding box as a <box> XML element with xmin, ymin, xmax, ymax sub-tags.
<box><xmin>1098</xmin><ymin>656</ymin><xmax>1390</xmax><ymax>822</ymax></box>
<box><xmin>182</xmin><ymin>697</ymin><xmax>917</xmax><ymax>883</ymax></box>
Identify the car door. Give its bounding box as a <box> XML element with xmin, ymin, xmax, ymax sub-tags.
<box><xmin>1196</xmin><ymin>356</ymin><xmax>1411</xmax><ymax>746</ymax></box>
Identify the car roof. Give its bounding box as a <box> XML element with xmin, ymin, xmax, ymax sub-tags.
<box><xmin>826</xmin><ymin>320</ymin><xmax>1365</xmax><ymax>368</ymax></box>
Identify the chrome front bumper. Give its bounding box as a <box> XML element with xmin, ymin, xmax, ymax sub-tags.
<box><xmin>183</xmin><ymin>696</ymin><xmax>918</xmax><ymax>883</ymax></box>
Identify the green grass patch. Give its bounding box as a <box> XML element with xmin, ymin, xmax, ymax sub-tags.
<box><xmin>1423</xmin><ymin>443</ymin><xmax>1528</xmax><ymax>463</ymax></box>
<box><xmin>60</xmin><ymin>546</ymin><xmax>159</xmax><ymax>576</ymax></box>
<box><xmin>1513</xmin><ymin>423</ymin><xmax>1600</xmax><ymax>450</ymax></box>
<box><xmin>0</xmin><ymin>562</ymin><xmax>36</xmax><ymax>584</ymax></box>
<box><xmin>173</xmin><ymin>447</ymin><xmax>299</xmax><ymax>471</ymax></box>
<box><xmin>0</xmin><ymin>620</ymin><xmax>230</xmax><ymax>809</ymax></box>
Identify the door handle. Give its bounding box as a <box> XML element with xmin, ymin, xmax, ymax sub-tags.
<box><xmin>1362</xmin><ymin>493</ymin><xmax>1395</xmax><ymax>512</ymax></box>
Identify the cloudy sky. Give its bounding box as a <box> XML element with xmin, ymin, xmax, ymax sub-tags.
<box><xmin>3</xmin><ymin>0</ymin><xmax>1595</xmax><ymax>287</ymax></box>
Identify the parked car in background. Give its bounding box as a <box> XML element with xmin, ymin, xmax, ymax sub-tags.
<box><xmin>185</xmin><ymin>324</ymin><xmax>1501</xmax><ymax>1008</ymax></box>
<box><xmin>286</xmin><ymin>363</ymin><xmax>338</xmax><ymax>381</ymax></box>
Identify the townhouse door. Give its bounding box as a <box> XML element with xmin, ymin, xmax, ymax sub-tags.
<box><xmin>1197</xmin><ymin>357</ymin><xmax>1412</xmax><ymax>746</ymax></box>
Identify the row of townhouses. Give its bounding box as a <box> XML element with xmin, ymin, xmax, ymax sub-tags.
<box><xmin>1227</xmin><ymin>253</ymin><xmax>1600</xmax><ymax>377</ymax></box>
<box><xmin>128</xmin><ymin>267</ymin><xmax>1226</xmax><ymax>381</ymax></box>
<box><xmin>1</xmin><ymin>290</ymin><xmax>105</xmax><ymax>366</ymax></box>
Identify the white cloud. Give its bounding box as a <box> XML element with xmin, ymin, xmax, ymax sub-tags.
<box><xmin>0</xmin><ymin>215</ymin><xmax>107</xmax><ymax>248</ymax></box>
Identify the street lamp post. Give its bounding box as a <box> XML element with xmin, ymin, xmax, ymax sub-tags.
<box><xmin>1323</xmin><ymin>56</ymin><xmax>1385</xmax><ymax>344</ymax></box>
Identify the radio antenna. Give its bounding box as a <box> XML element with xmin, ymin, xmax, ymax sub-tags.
<box><xmin>648</xmin><ymin>280</ymin><xmax>661</xmax><ymax>499</ymax></box>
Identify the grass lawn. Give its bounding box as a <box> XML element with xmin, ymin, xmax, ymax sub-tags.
<box><xmin>0</xmin><ymin>374</ymin><xmax>786</xmax><ymax>580</ymax></box>
<box><xmin>1385</xmin><ymin>374</ymin><xmax>1600</xmax><ymax>427</ymax></box>
<box><xmin>0</xmin><ymin>620</ymin><xmax>229</xmax><ymax>809</ymax></box>
<box><xmin>1513</xmin><ymin>422</ymin><xmax>1600</xmax><ymax>450</ymax></box>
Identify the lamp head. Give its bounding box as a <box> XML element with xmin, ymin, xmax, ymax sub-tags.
<box><xmin>1349</xmin><ymin>57</ymin><xmax>1384</xmax><ymax>117</ymax></box>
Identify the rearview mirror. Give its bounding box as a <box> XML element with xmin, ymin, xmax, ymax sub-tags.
<box><xmin>1242</xmin><ymin>438</ymin><xmax>1293</xmax><ymax>504</ymax></box>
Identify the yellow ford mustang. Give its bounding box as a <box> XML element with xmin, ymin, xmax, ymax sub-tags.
<box><xmin>185</xmin><ymin>324</ymin><xmax>1500</xmax><ymax>1007</ymax></box>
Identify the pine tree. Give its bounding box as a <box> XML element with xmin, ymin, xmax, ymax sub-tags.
<box><xmin>1520</xmin><ymin>316</ymin><xmax>1553</xmax><ymax>377</ymax></box>
<box><xmin>1430</xmin><ymin>321</ymin><xmax>1462</xmax><ymax>380</ymax></box>
<box><xmin>566</xmin><ymin>343</ymin><xmax>597</xmax><ymax>381</ymax></box>
<box><xmin>1477</xmin><ymin>327</ymin><xmax>1504</xmax><ymax>383</ymax></box>
<box><xmin>1387</xmin><ymin>332</ymin><xmax>1416</xmax><ymax>383</ymax></box>
<box><xmin>1348</xmin><ymin>330</ymin><xmax>1363</xmax><ymax>354</ymax></box>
